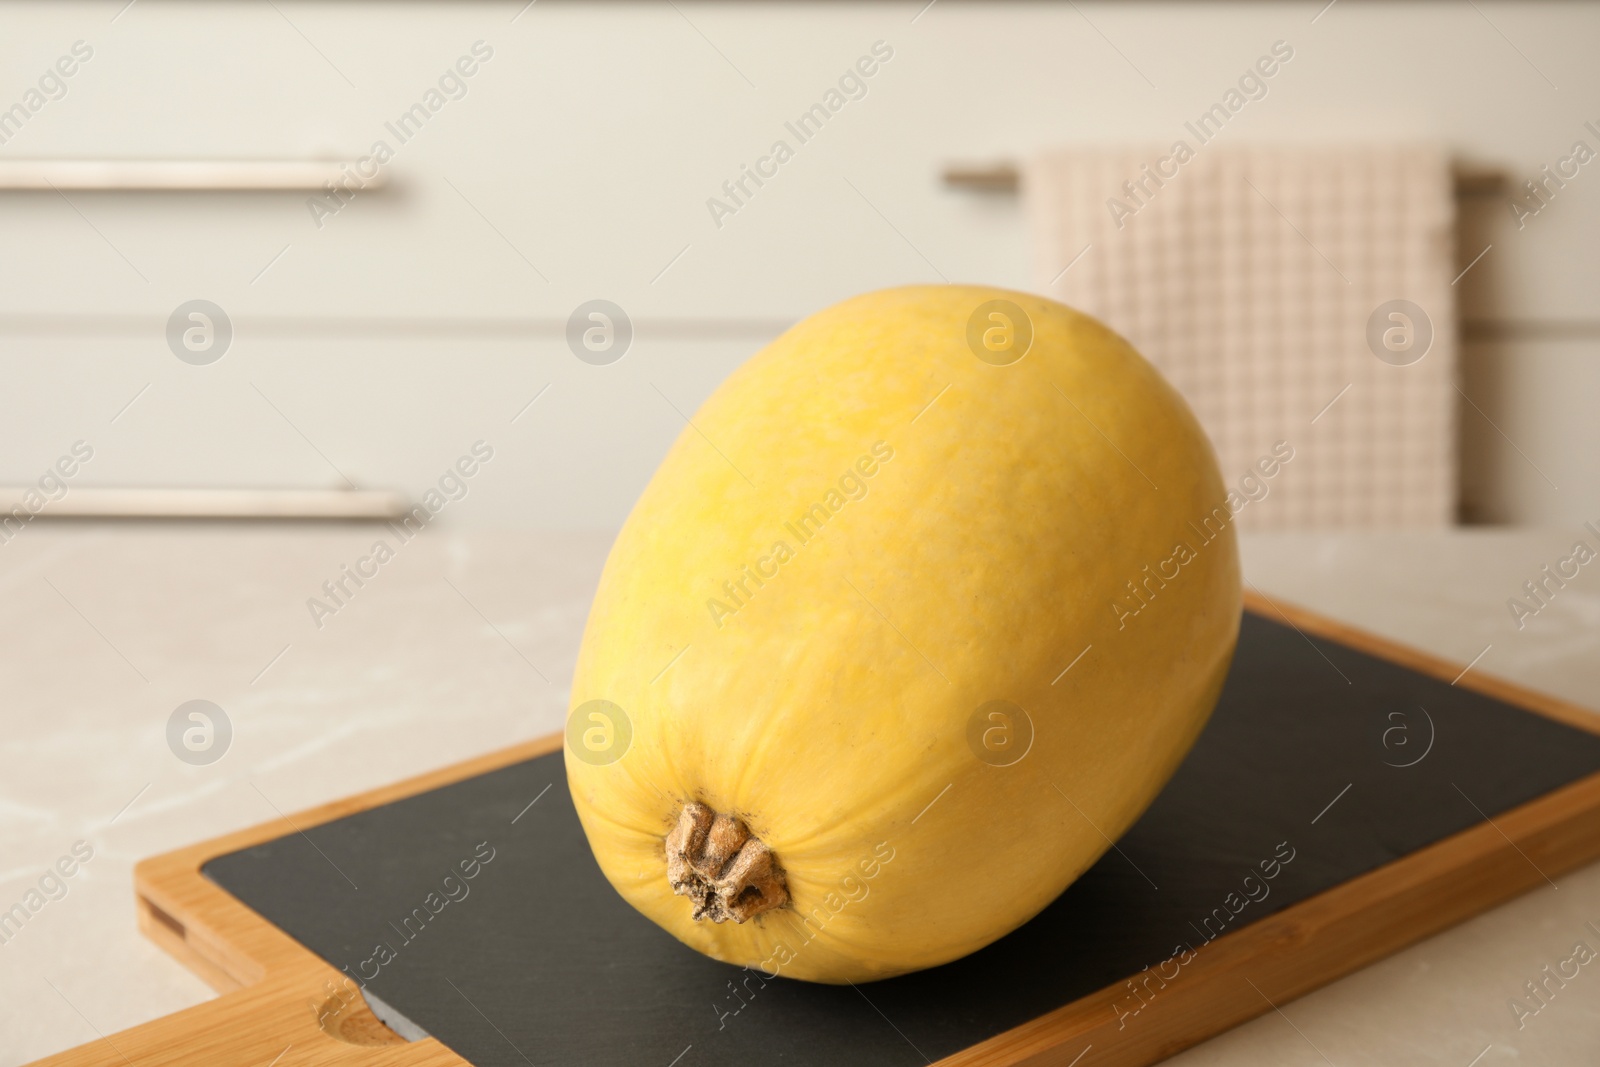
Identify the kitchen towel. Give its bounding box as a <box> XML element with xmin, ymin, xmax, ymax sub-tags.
<box><xmin>1025</xmin><ymin>145</ymin><xmax>1456</xmax><ymax>528</ymax></box>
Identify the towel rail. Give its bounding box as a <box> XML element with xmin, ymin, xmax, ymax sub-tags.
<box><xmin>943</xmin><ymin>162</ymin><xmax>1506</xmax><ymax>197</ymax></box>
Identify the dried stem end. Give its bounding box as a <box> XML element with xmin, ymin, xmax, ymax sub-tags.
<box><xmin>665</xmin><ymin>802</ymin><xmax>789</xmax><ymax>923</ymax></box>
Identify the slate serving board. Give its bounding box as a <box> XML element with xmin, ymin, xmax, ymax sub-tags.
<box><xmin>203</xmin><ymin>612</ymin><xmax>1600</xmax><ymax>1066</ymax></box>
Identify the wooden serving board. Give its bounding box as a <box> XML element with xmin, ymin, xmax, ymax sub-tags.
<box><xmin>30</xmin><ymin>594</ymin><xmax>1600</xmax><ymax>1067</ymax></box>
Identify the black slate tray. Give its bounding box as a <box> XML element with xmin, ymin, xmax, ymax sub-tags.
<box><xmin>204</xmin><ymin>612</ymin><xmax>1600</xmax><ymax>1065</ymax></box>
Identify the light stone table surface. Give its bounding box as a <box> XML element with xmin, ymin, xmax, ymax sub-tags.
<box><xmin>1</xmin><ymin>523</ymin><xmax>1598</xmax><ymax>1066</ymax></box>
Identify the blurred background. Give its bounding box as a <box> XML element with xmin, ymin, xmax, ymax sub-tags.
<box><xmin>0</xmin><ymin>1</ymin><xmax>1595</xmax><ymax>528</ymax></box>
<box><xmin>4</xmin><ymin>3</ymin><xmax>1600</xmax><ymax>1065</ymax></box>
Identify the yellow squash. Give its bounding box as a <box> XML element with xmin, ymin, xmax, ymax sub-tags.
<box><xmin>565</xmin><ymin>285</ymin><xmax>1240</xmax><ymax>983</ymax></box>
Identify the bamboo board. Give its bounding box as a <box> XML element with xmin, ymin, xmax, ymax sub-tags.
<box><xmin>29</xmin><ymin>593</ymin><xmax>1600</xmax><ymax>1067</ymax></box>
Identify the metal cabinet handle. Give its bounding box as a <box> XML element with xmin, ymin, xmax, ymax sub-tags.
<box><xmin>0</xmin><ymin>159</ymin><xmax>386</xmax><ymax>191</ymax></box>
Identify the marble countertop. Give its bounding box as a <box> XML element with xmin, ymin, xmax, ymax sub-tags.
<box><xmin>2</xmin><ymin>524</ymin><xmax>1597</xmax><ymax>1065</ymax></box>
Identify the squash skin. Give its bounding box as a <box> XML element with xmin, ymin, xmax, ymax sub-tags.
<box><xmin>565</xmin><ymin>285</ymin><xmax>1240</xmax><ymax>984</ymax></box>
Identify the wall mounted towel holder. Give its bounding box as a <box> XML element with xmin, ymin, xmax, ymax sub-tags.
<box><xmin>942</xmin><ymin>162</ymin><xmax>1507</xmax><ymax>197</ymax></box>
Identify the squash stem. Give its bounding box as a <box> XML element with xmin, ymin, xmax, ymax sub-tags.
<box><xmin>666</xmin><ymin>802</ymin><xmax>789</xmax><ymax>923</ymax></box>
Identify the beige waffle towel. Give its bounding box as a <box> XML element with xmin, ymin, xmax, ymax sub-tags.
<box><xmin>1025</xmin><ymin>145</ymin><xmax>1456</xmax><ymax>528</ymax></box>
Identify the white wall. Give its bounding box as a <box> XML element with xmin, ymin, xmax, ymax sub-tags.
<box><xmin>0</xmin><ymin>1</ymin><xmax>1595</xmax><ymax>527</ymax></box>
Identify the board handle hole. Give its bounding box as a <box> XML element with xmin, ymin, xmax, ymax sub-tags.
<box><xmin>316</xmin><ymin>991</ymin><xmax>408</xmax><ymax>1046</ymax></box>
<box><xmin>142</xmin><ymin>898</ymin><xmax>186</xmax><ymax>941</ymax></box>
